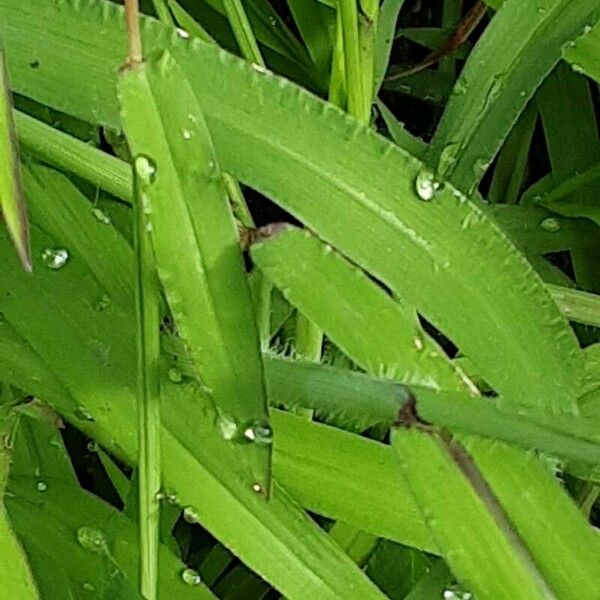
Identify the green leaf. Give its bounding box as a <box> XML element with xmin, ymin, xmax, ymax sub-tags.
<box><xmin>373</xmin><ymin>0</ymin><xmax>407</xmax><ymax>94</ymax></box>
<box><xmin>0</xmin><ymin>411</ymin><xmax>40</xmax><ymax>600</ymax></box>
<box><xmin>563</xmin><ymin>21</ymin><xmax>600</xmax><ymax>83</ymax></box>
<box><xmin>391</xmin><ymin>428</ymin><xmax>554</xmax><ymax>600</ymax></box>
<box><xmin>7</xmin><ymin>414</ymin><xmax>216</xmax><ymax>599</ymax></box>
<box><xmin>251</xmin><ymin>227</ymin><xmax>467</xmax><ymax>390</ymax></box>
<box><xmin>461</xmin><ymin>436</ymin><xmax>600</xmax><ymax>598</ymax></box>
<box><xmin>0</xmin><ymin>0</ymin><xmax>585</xmax><ymax>415</ymax></box>
<box><xmin>0</xmin><ymin>49</ymin><xmax>30</xmax><ymax>271</ymax></box>
<box><xmin>430</xmin><ymin>0</ymin><xmax>600</xmax><ymax>194</ymax></box>
<box><xmin>118</xmin><ymin>53</ymin><xmax>271</xmax><ymax>494</ymax></box>
<box><xmin>0</xmin><ymin>156</ymin><xmax>388</xmax><ymax>599</ymax></box>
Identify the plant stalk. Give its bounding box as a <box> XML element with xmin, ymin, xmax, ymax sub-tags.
<box><xmin>124</xmin><ymin>0</ymin><xmax>143</xmax><ymax>65</ymax></box>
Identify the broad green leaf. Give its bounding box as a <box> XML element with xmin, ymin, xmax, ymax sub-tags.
<box><xmin>0</xmin><ymin>0</ymin><xmax>585</xmax><ymax>415</ymax></box>
<box><xmin>251</xmin><ymin>227</ymin><xmax>467</xmax><ymax>390</ymax></box>
<box><xmin>119</xmin><ymin>53</ymin><xmax>271</xmax><ymax>495</ymax></box>
<box><xmin>391</xmin><ymin>428</ymin><xmax>553</xmax><ymax>600</ymax></box>
<box><xmin>0</xmin><ymin>49</ymin><xmax>30</xmax><ymax>270</ymax></box>
<box><xmin>430</xmin><ymin>0</ymin><xmax>600</xmax><ymax>194</ymax></box>
<box><xmin>563</xmin><ymin>21</ymin><xmax>600</xmax><ymax>83</ymax></box>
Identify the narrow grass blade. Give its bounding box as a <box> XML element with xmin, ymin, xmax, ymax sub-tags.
<box><xmin>374</xmin><ymin>0</ymin><xmax>407</xmax><ymax>94</ymax></box>
<box><xmin>548</xmin><ymin>285</ymin><xmax>600</xmax><ymax>329</ymax></box>
<box><xmin>563</xmin><ymin>21</ymin><xmax>600</xmax><ymax>84</ymax></box>
<box><xmin>133</xmin><ymin>145</ymin><xmax>162</xmax><ymax>600</ymax></box>
<box><xmin>0</xmin><ymin>411</ymin><xmax>40</xmax><ymax>600</ymax></box>
<box><xmin>461</xmin><ymin>436</ymin><xmax>600</xmax><ymax>598</ymax></box>
<box><xmin>391</xmin><ymin>428</ymin><xmax>554</xmax><ymax>600</ymax></box>
<box><xmin>15</xmin><ymin>110</ymin><xmax>132</xmax><ymax>203</ymax></box>
<box><xmin>118</xmin><ymin>52</ymin><xmax>271</xmax><ymax>495</ymax></box>
<box><xmin>0</xmin><ymin>49</ymin><xmax>30</xmax><ymax>271</ymax></box>
<box><xmin>430</xmin><ymin>0</ymin><xmax>600</xmax><ymax>194</ymax></box>
<box><xmin>222</xmin><ymin>0</ymin><xmax>264</xmax><ymax>65</ymax></box>
<box><xmin>251</xmin><ymin>227</ymin><xmax>467</xmax><ymax>391</ymax></box>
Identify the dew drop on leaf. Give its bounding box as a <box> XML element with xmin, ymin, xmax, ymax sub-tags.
<box><xmin>182</xmin><ymin>129</ymin><xmax>193</xmax><ymax>140</ymax></box>
<box><xmin>217</xmin><ymin>414</ymin><xmax>239</xmax><ymax>440</ymax></box>
<box><xmin>243</xmin><ymin>419</ymin><xmax>274</xmax><ymax>445</ymax></box>
<box><xmin>134</xmin><ymin>155</ymin><xmax>157</xmax><ymax>185</ymax></box>
<box><xmin>181</xmin><ymin>568</ymin><xmax>202</xmax><ymax>586</ymax></box>
<box><xmin>36</xmin><ymin>481</ymin><xmax>47</xmax><ymax>492</ymax></box>
<box><xmin>443</xmin><ymin>584</ymin><xmax>473</xmax><ymax>600</ymax></box>
<box><xmin>77</xmin><ymin>526</ymin><xmax>108</xmax><ymax>554</ymax></box>
<box><xmin>183</xmin><ymin>506</ymin><xmax>200</xmax><ymax>524</ymax></box>
<box><xmin>177</xmin><ymin>28</ymin><xmax>189</xmax><ymax>39</ymax></box>
<box><xmin>540</xmin><ymin>217</ymin><xmax>561</xmax><ymax>232</ymax></box>
<box><xmin>41</xmin><ymin>247</ymin><xmax>69</xmax><ymax>270</ymax></box>
<box><xmin>415</xmin><ymin>170</ymin><xmax>441</xmax><ymax>201</ymax></box>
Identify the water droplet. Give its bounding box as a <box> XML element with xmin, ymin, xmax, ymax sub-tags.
<box><xmin>415</xmin><ymin>170</ymin><xmax>442</xmax><ymax>201</ymax></box>
<box><xmin>87</xmin><ymin>440</ymin><xmax>98</xmax><ymax>452</ymax></box>
<box><xmin>154</xmin><ymin>491</ymin><xmax>166</xmax><ymax>501</ymax></box>
<box><xmin>77</xmin><ymin>526</ymin><xmax>108</xmax><ymax>554</ymax></box>
<box><xmin>177</xmin><ymin>28</ymin><xmax>189</xmax><ymax>39</ymax></box>
<box><xmin>134</xmin><ymin>155</ymin><xmax>157</xmax><ymax>185</ymax></box>
<box><xmin>36</xmin><ymin>481</ymin><xmax>47</xmax><ymax>492</ymax></box>
<box><xmin>243</xmin><ymin>419</ymin><xmax>274</xmax><ymax>446</ymax></box>
<box><xmin>251</xmin><ymin>483</ymin><xmax>263</xmax><ymax>494</ymax></box>
<box><xmin>74</xmin><ymin>406</ymin><xmax>95</xmax><ymax>422</ymax></box>
<box><xmin>91</xmin><ymin>207</ymin><xmax>111</xmax><ymax>225</ymax></box>
<box><xmin>181</xmin><ymin>568</ymin><xmax>202</xmax><ymax>586</ymax></box>
<box><xmin>168</xmin><ymin>367</ymin><xmax>183</xmax><ymax>383</ymax></box>
<box><xmin>217</xmin><ymin>414</ymin><xmax>239</xmax><ymax>441</ymax></box>
<box><xmin>443</xmin><ymin>584</ymin><xmax>473</xmax><ymax>600</ymax></box>
<box><xmin>182</xmin><ymin>129</ymin><xmax>193</xmax><ymax>140</ymax></box>
<box><xmin>93</xmin><ymin>294</ymin><xmax>112</xmax><ymax>312</ymax></box>
<box><xmin>413</xmin><ymin>337</ymin><xmax>424</xmax><ymax>351</ymax></box>
<box><xmin>183</xmin><ymin>506</ymin><xmax>200</xmax><ymax>524</ymax></box>
<box><xmin>41</xmin><ymin>247</ymin><xmax>69</xmax><ymax>270</ymax></box>
<box><xmin>540</xmin><ymin>217</ymin><xmax>561</xmax><ymax>232</ymax></box>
